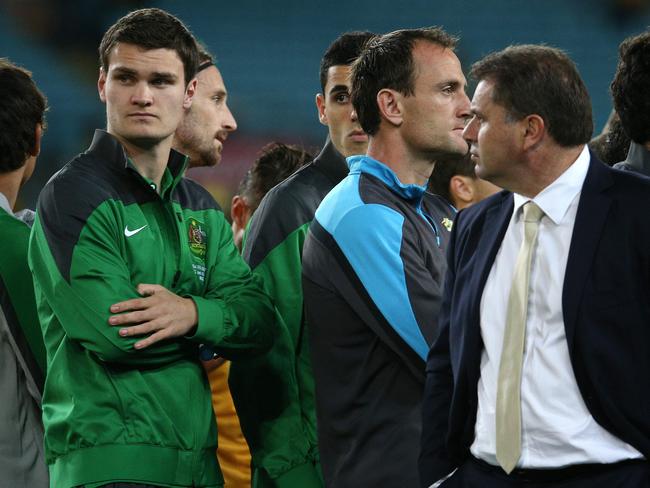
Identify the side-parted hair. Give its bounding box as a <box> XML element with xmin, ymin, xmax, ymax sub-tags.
<box><xmin>319</xmin><ymin>31</ymin><xmax>376</xmax><ymax>93</ymax></box>
<box><xmin>471</xmin><ymin>44</ymin><xmax>593</xmax><ymax>146</ymax></box>
<box><xmin>351</xmin><ymin>27</ymin><xmax>458</xmax><ymax>136</ymax></box>
<box><xmin>0</xmin><ymin>58</ymin><xmax>47</xmax><ymax>173</ymax></box>
<box><xmin>238</xmin><ymin>142</ymin><xmax>313</xmax><ymax>212</ymax></box>
<box><xmin>611</xmin><ymin>32</ymin><xmax>650</xmax><ymax>144</ymax></box>
<box><xmin>99</xmin><ymin>8</ymin><xmax>199</xmax><ymax>86</ymax></box>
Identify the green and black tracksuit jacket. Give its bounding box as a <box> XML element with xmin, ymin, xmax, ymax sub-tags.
<box><xmin>240</xmin><ymin>140</ymin><xmax>349</xmax><ymax>487</ymax></box>
<box><xmin>28</xmin><ymin>130</ymin><xmax>275</xmax><ymax>488</ymax></box>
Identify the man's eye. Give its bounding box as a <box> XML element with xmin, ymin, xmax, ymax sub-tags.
<box><xmin>116</xmin><ymin>74</ymin><xmax>133</xmax><ymax>83</ymax></box>
<box><xmin>334</xmin><ymin>93</ymin><xmax>350</xmax><ymax>103</ymax></box>
<box><xmin>151</xmin><ymin>78</ymin><xmax>168</xmax><ymax>86</ymax></box>
<box><xmin>442</xmin><ymin>86</ymin><xmax>454</xmax><ymax>94</ymax></box>
<box><xmin>212</xmin><ymin>96</ymin><xmax>223</xmax><ymax>104</ymax></box>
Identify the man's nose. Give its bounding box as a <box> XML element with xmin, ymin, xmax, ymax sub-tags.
<box><xmin>223</xmin><ymin>104</ymin><xmax>237</xmax><ymax>132</ymax></box>
<box><xmin>463</xmin><ymin>116</ymin><xmax>478</xmax><ymax>142</ymax></box>
<box><xmin>131</xmin><ymin>82</ymin><xmax>153</xmax><ymax>106</ymax></box>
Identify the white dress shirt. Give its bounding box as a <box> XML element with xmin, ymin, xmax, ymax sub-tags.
<box><xmin>471</xmin><ymin>146</ymin><xmax>643</xmax><ymax>467</ymax></box>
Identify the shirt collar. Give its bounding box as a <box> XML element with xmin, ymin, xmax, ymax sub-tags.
<box><xmin>346</xmin><ymin>155</ymin><xmax>427</xmax><ymax>202</ymax></box>
<box><xmin>513</xmin><ymin>144</ymin><xmax>590</xmax><ymax>225</ymax></box>
<box><xmin>0</xmin><ymin>192</ymin><xmax>12</xmax><ymax>216</ymax></box>
<box><xmin>623</xmin><ymin>140</ymin><xmax>650</xmax><ymax>174</ymax></box>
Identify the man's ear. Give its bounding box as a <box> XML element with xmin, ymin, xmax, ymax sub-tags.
<box><xmin>183</xmin><ymin>78</ymin><xmax>197</xmax><ymax>109</ymax></box>
<box><xmin>449</xmin><ymin>175</ymin><xmax>475</xmax><ymax>209</ymax></box>
<box><xmin>316</xmin><ymin>93</ymin><xmax>327</xmax><ymax>126</ymax></box>
<box><xmin>522</xmin><ymin>114</ymin><xmax>545</xmax><ymax>151</ymax></box>
<box><xmin>230</xmin><ymin>195</ymin><xmax>251</xmax><ymax>230</ymax></box>
<box><xmin>30</xmin><ymin>123</ymin><xmax>43</xmax><ymax>157</ymax></box>
<box><xmin>98</xmin><ymin>67</ymin><xmax>107</xmax><ymax>103</ymax></box>
<box><xmin>376</xmin><ymin>88</ymin><xmax>402</xmax><ymax>128</ymax></box>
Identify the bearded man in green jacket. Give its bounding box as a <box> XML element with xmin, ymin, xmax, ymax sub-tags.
<box><xmin>28</xmin><ymin>9</ymin><xmax>274</xmax><ymax>488</ymax></box>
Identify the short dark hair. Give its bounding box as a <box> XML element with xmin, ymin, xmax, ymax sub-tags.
<box><xmin>428</xmin><ymin>153</ymin><xmax>475</xmax><ymax>203</ymax></box>
<box><xmin>238</xmin><ymin>142</ymin><xmax>313</xmax><ymax>212</ymax></box>
<box><xmin>351</xmin><ymin>27</ymin><xmax>458</xmax><ymax>136</ymax></box>
<box><xmin>319</xmin><ymin>31</ymin><xmax>376</xmax><ymax>93</ymax></box>
<box><xmin>99</xmin><ymin>8</ymin><xmax>199</xmax><ymax>86</ymax></box>
<box><xmin>0</xmin><ymin>58</ymin><xmax>47</xmax><ymax>173</ymax></box>
<box><xmin>470</xmin><ymin>44</ymin><xmax>593</xmax><ymax>147</ymax></box>
<box><xmin>611</xmin><ymin>32</ymin><xmax>650</xmax><ymax>144</ymax></box>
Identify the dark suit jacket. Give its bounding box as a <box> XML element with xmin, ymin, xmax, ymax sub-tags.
<box><xmin>419</xmin><ymin>154</ymin><xmax>650</xmax><ymax>487</ymax></box>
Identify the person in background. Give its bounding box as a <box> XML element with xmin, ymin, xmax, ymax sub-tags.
<box><xmin>428</xmin><ymin>152</ymin><xmax>500</xmax><ymax>210</ymax></box>
<box><xmin>0</xmin><ymin>57</ymin><xmax>49</xmax><ymax>488</ymax></box>
<box><xmin>231</xmin><ymin>142</ymin><xmax>312</xmax><ymax>249</ymax></box>
<box><xmin>240</xmin><ymin>31</ymin><xmax>375</xmax><ymax>487</ymax></box>
<box><xmin>172</xmin><ymin>46</ymin><xmax>250</xmax><ymax>488</ymax></box>
<box><xmin>611</xmin><ymin>31</ymin><xmax>650</xmax><ymax>175</ymax></box>
<box><xmin>588</xmin><ymin>110</ymin><xmax>630</xmax><ymax>166</ymax></box>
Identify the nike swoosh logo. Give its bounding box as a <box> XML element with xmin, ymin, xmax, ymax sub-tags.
<box><xmin>124</xmin><ymin>224</ymin><xmax>147</xmax><ymax>237</ymax></box>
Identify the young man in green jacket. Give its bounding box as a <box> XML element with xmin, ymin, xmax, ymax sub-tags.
<box><xmin>0</xmin><ymin>58</ymin><xmax>49</xmax><ymax>488</ymax></box>
<box><xmin>241</xmin><ymin>32</ymin><xmax>375</xmax><ymax>485</ymax></box>
<box><xmin>28</xmin><ymin>9</ymin><xmax>274</xmax><ymax>488</ymax></box>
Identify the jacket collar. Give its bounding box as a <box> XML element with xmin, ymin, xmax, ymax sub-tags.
<box><xmin>622</xmin><ymin>141</ymin><xmax>650</xmax><ymax>175</ymax></box>
<box><xmin>86</xmin><ymin>129</ymin><xmax>188</xmax><ymax>195</ymax></box>
<box><xmin>347</xmin><ymin>154</ymin><xmax>427</xmax><ymax>203</ymax></box>
<box><xmin>312</xmin><ymin>137</ymin><xmax>350</xmax><ymax>185</ymax></box>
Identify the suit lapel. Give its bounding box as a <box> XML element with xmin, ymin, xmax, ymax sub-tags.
<box><xmin>467</xmin><ymin>193</ymin><xmax>514</xmax><ymax>354</ymax></box>
<box><xmin>562</xmin><ymin>156</ymin><xmax>613</xmax><ymax>352</ymax></box>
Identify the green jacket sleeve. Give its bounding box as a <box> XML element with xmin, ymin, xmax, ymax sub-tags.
<box><xmin>229</xmin><ymin>188</ymin><xmax>321</xmax><ymax>487</ymax></box>
<box><xmin>29</xmin><ymin>207</ymin><xmax>193</xmax><ymax>367</ymax></box>
<box><xmin>188</xmin><ymin>211</ymin><xmax>274</xmax><ymax>358</ymax></box>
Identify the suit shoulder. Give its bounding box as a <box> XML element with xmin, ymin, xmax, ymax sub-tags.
<box><xmin>610</xmin><ymin>165</ymin><xmax>650</xmax><ymax>193</ymax></box>
<box><xmin>455</xmin><ymin>190</ymin><xmax>510</xmax><ymax>227</ymax></box>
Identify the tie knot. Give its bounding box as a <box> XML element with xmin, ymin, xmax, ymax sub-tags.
<box><xmin>522</xmin><ymin>201</ymin><xmax>544</xmax><ymax>223</ymax></box>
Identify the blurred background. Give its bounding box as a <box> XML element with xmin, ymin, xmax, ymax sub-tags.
<box><xmin>3</xmin><ymin>0</ymin><xmax>650</xmax><ymax>214</ymax></box>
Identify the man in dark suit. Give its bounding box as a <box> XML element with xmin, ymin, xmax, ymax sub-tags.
<box><xmin>420</xmin><ymin>44</ymin><xmax>649</xmax><ymax>488</ymax></box>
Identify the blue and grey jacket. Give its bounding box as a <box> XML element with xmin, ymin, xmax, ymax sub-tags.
<box><xmin>302</xmin><ymin>155</ymin><xmax>454</xmax><ymax>488</ymax></box>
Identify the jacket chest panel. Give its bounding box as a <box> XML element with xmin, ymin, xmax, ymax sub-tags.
<box><xmin>119</xmin><ymin>202</ymin><xmax>207</xmax><ymax>296</ymax></box>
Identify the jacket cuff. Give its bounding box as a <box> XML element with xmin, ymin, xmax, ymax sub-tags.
<box><xmin>187</xmin><ymin>295</ymin><xmax>226</xmax><ymax>345</ymax></box>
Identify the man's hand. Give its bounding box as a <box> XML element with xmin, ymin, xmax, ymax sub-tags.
<box><xmin>109</xmin><ymin>284</ymin><xmax>198</xmax><ymax>350</ymax></box>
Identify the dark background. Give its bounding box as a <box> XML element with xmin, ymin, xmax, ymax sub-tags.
<box><xmin>3</xmin><ymin>0</ymin><xmax>650</xmax><ymax>214</ymax></box>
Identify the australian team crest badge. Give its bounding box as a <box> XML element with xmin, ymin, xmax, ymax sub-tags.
<box><xmin>441</xmin><ymin>217</ymin><xmax>453</xmax><ymax>232</ymax></box>
<box><xmin>188</xmin><ymin>218</ymin><xmax>207</xmax><ymax>260</ymax></box>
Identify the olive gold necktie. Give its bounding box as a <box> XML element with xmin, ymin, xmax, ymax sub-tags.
<box><xmin>496</xmin><ymin>201</ymin><xmax>545</xmax><ymax>474</ymax></box>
